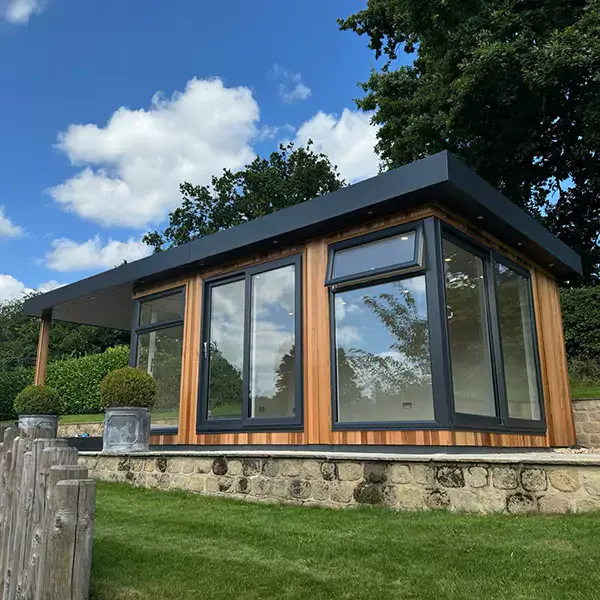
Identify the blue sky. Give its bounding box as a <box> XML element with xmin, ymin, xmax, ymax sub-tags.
<box><xmin>0</xmin><ymin>0</ymin><xmax>386</xmax><ymax>301</ymax></box>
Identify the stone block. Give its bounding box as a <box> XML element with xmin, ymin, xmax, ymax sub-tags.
<box><xmin>181</xmin><ymin>458</ymin><xmax>195</xmax><ymax>474</ymax></box>
<box><xmin>301</xmin><ymin>460</ymin><xmax>321</xmax><ymax>480</ymax></box>
<box><xmin>311</xmin><ymin>481</ymin><xmax>330</xmax><ymax>501</ymax></box>
<box><xmin>590</xmin><ymin>434</ymin><xmax>600</xmax><ymax>446</ymax></box>
<box><xmin>170</xmin><ymin>475</ymin><xmax>188</xmax><ymax>490</ymax></box>
<box><xmin>205</xmin><ymin>477</ymin><xmax>219</xmax><ymax>493</ymax></box>
<box><xmin>338</xmin><ymin>462</ymin><xmax>363</xmax><ymax>481</ymax></box>
<box><xmin>476</xmin><ymin>489</ymin><xmax>507</xmax><ymax>513</ymax></box>
<box><xmin>506</xmin><ymin>492</ymin><xmax>536</xmax><ymax>515</ymax></box>
<box><xmin>321</xmin><ymin>462</ymin><xmax>337</xmax><ymax>481</ymax></box>
<box><xmin>187</xmin><ymin>475</ymin><xmax>205</xmax><ymax>493</ymax></box>
<box><xmin>329</xmin><ymin>481</ymin><xmax>355</xmax><ymax>504</ymax></box>
<box><xmin>465</xmin><ymin>466</ymin><xmax>488</xmax><ymax>488</ymax></box>
<box><xmin>262</xmin><ymin>460</ymin><xmax>279</xmax><ymax>477</ymax></box>
<box><xmin>219</xmin><ymin>477</ymin><xmax>234</xmax><ymax>493</ymax></box>
<box><xmin>447</xmin><ymin>489</ymin><xmax>484</xmax><ymax>513</ymax></box>
<box><xmin>572</xmin><ymin>497</ymin><xmax>600</xmax><ymax>513</ymax></box>
<box><xmin>538</xmin><ymin>495</ymin><xmax>570</xmax><ymax>514</ymax></box>
<box><xmin>236</xmin><ymin>477</ymin><xmax>251</xmax><ymax>494</ymax></box>
<box><xmin>227</xmin><ymin>460</ymin><xmax>243</xmax><ymax>476</ymax></box>
<box><xmin>280</xmin><ymin>460</ymin><xmax>302</xmax><ymax>477</ymax></box>
<box><xmin>271</xmin><ymin>478</ymin><xmax>288</xmax><ymax>498</ymax></box>
<box><xmin>396</xmin><ymin>487</ymin><xmax>424</xmax><ymax>510</ymax></box>
<box><xmin>167</xmin><ymin>459</ymin><xmax>185</xmax><ymax>474</ymax></box>
<box><xmin>548</xmin><ymin>469</ymin><xmax>580</xmax><ymax>492</ymax></box>
<box><xmin>573</xmin><ymin>411</ymin><xmax>589</xmax><ymax>422</ymax></box>
<box><xmin>252</xmin><ymin>478</ymin><xmax>272</xmax><ymax>496</ymax></box>
<box><xmin>582</xmin><ymin>470</ymin><xmax>600</xmax><ymax>496</ymax></box>
<box><xmin>144</xmin><ymin>460</ymin><xmax>155</xmax><ymax>473</ymax></box>
<box><xmin>521</xmin><ymin>468</ymin><xmax>547</xmax><ymax>492</ymax></box>
<box><xmin>155</xmin><ymin>457</ymin><xmax>168</xmax><ymax>473</ymax></box>
<box><xmin>492</xmin><ymin>467</ymin><xmax>518</xmax><ymax>490</ymax></box>
<box><xmin>412</xmin><ymin>464</ymin><xmax>434</xmax><ymax>485</ymax></box>
<box><xmin>425</xmin><ymin>489</ymin><xmax>450</xmax><ymax>510</ymax></box>
<box><xmin>364</xmin><ymin>462</ymin><xmax>388</xmax><ymax>484</ymax></box>
<box><xmin>289</xmin><ymin>479</ymin><xmax>311</xmax><ymax>499</ymax></box>
<box><xmin>390</xmin><ymin>464</ymin><xmax>412</xmax><ymax>484</ymax></box>
<box><xmin>212</xmin><ymin>457</ymin><xmax>228</xmax><ymax>475</ymax></box>
<box><xmin>195</xmin><ymin>459</ymin><xmax>214</xmax><ymax>474</ymax></box>
<box><xmin>354</xmin><ymin>482</ymin><xmax>385</xmax><ymax>505</ymax></box>
<box><xmin>436</xmin><ymin>466</ymin><xmax>465</xmax><ymax>488</ymax></box>
<box><xmin>147</xmin><ymin>473</ymin><xmax>170</xmax><ymax>489</ymax></box>
<box><xmin>583</xmin><ymin>421</ymin><xmax>600</xmax><ymax>433</ymax></box>
<box><xmin>101</xmin><ymin>457</ymin><xmax>120</xmax><ymax>472</ymax></box>
<box><xmin>131</xmin><ymin>472</ymin><xmax>147</xmax><ymax>487</ymax></box>
<box><xmin>242</xmin><ymin>459</ymin><xmax>261</xmax><ymax>477</ymax></box>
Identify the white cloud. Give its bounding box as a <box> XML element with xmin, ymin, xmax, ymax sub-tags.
<box><xmin>295</xmin><ymin>108</ymin><xmax>380</xmax><ymax>182</ymax></box>
<box><xmin>272</xmin><ymin>64</ymin><xmax>312</xmax><ymax>103</ymax></box>
<box><xmin>49</xmin><ymin>78</ymin><xmax>259</xmax><ymax>228</ymax></box>
<box><xmin>0</xmin><ymin>207</ymin><xmax>24</xmax><ymax>238</ymax></box>
<box><xmin>0</xmin><ymin>276</ymin><xmax>63</xmax><ymax>303</ymax></box>
<box><xmin>3</xmin><ymin>0</ymin><xmax>46</xmax><ymax>23</ymax></box>
<box><xmin>45</xmin><ymin>236</ymin><xmax>152</xmax><ymax>272</ymax></box>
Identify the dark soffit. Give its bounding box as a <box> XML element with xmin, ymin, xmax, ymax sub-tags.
<box><xmin>23</xmin><ymin>151</ymin><xmax>582</xmax><ymax>330</ymax></box>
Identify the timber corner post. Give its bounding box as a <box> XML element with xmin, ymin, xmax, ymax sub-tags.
<box><xmin>34</xmin><ymin>311</ymin><xmax>52</xmax><ymax>386</ymax></box>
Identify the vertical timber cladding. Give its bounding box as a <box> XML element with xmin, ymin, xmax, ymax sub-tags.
<box><xmin>146</xmin><ymin>205</ymin><xmax>573</xmax><ymax>448</ymax></box>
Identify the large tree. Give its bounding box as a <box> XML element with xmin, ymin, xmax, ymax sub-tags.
<box><xmin>339</xmin><ymin>0</ymin><xmax>600</xmax><ymax>282</ymax></box>
<box><xmin>143</xmin><ymin>141</ymin><xmax>344</xmax><ymax>251</ymax></box>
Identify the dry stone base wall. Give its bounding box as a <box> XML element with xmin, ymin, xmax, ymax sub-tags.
<box><xmin>78</xmin><ymin>453</ymin><xmax>600</xmax><ymax>514</ymax></box>
<box><xmin>573</xmin><ymin>399</ymin><xmax>600</xmax><ymax>448</ymax></box>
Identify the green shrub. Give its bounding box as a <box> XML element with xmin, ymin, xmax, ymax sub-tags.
<box><xmin>100</xmin><ymin>367</ymin><xmax>157</xmax><ymax>409</ymax></box>
<box><xmin>561</xmin><ymin>286</ymin><xmax>600</xmax><ymax>361</ymax></box>
<box><xmin>46</xmin><ymin>345</ymin><xmax>130</xmax><ymax>414</ymax></box>
<box><xmin>0</xmin><ymin>367</ymin><xmax>34</xmax><ymax>420</ymax></box>
<box><xmin>14</xmin><ymin>385</ymin><xmax>61</xmax><ymax>415</ymax></box>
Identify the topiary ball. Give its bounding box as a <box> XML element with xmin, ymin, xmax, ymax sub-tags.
<box><xmin>14</xmin><ymin>385</ymin><xmax>62</xmax><ymax>416</ymax></box>
<box><xmin>100</xmin><ymin>367</ymin><xmax>157</xmax><ymax>410</ymax></box>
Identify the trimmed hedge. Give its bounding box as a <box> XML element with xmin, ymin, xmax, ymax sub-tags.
<box><xmin>0</xmin><ymin>345</ymin><xmax>129</xmax><ymax>421</ymax></box>
<box><xmin>561</xmin><ymin>286</ymin><xmax>600</xmax><ymax>361</ymax></box>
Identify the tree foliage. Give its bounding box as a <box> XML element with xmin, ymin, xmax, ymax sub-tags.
<box><xmin>340</xmin><ymin>0</ymin><xmax>600</xmax><ymax>281</ymax></box>
<box><xmin>143</xmin><ymin>142</ymin><xmax>344</xmax><ymax>251</ymax></box>
<box><xmin>0</xmin><ymin>297</ymin><xmax>129</xmax><ymax>370</ymax></box>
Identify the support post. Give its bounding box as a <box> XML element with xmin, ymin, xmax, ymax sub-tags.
<box><xmin>34</xmin><ymin>312</ymin><xmax>51</xmax><ymax>386</ymax></box>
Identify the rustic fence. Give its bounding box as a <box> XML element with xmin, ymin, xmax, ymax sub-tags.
<box><xmin>0</xmin><ymin>423</ymin><xmax>96</xmax><ymax>600</ymax></box>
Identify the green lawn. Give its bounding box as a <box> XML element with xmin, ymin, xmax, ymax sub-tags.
<box><xmin>571</xmin><ymin>385</ymin><xmax>600</xmax><ymax>399</ymax></box>
<box><xmin>91</xmin><ymin>483</ymin><xmax>600</xmax><ymax>600</ymax></box>
<box><xmin>58</xmin><ymin>411</ymin><xmax>179</xmax><ymax>424</ymax></box>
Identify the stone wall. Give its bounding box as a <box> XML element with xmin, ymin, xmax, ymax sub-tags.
<box><xmin>573</xmin><ymin>399</ymin><xmax>600</xmax><ymax>448</ymax></box>
<box><xmin>78</xmin><ymin>452</ymin><xmax>600</xmax><ymax>514</ymax></box>
<box><xmin>57</xmin><ymin>418</ymin><xmax>178</xmax><ymax>439</ymax></box>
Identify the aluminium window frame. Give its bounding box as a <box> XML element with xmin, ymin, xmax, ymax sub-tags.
<box><xmin>196</xmin><ymin>254</ymin><xmax>304</xmax><ymax>434</ymax></box>
<box><xmin>326</xmin><ymin>216</ymin><xmax>546</xmax><ymax>435</ymax></box>
<box><xmin>439</xmin><ymin>223</ymin><xmax>546</xmax><ymax>434</ymax></box>
<box><xmin>129</xmin><ymin>286</ymin><xmax>186</xmax><ymax>436</ymax></box>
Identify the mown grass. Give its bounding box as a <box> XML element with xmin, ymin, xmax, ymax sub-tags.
<box><xmin>90</xmin><ymin>482</ymin><xmax>600</xmax><ymax>600</ymax></box>
<box><xmin>58</xmin><ymin>411</ymin><xmax>179</xmax><ymax>424</ymax></box>
<box><xmin>571</xmin><ymin>385</ymin><xmax>600</xmax><ymax>399</ymax></box>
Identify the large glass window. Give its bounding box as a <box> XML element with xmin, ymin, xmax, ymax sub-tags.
<box><xmin>333</xmin><ymin>277</ymin><xmax>434</xmax><ymax>423</ymax></box>
<box><xmin>495</xmin><ymin>262</ymin><xmax>541</xmax><ymax>421</ymax></box>
<box><xmin>200</xmin><ymin>256</ymin><xmax>302</xmax><ymax>431</ymax></box>
<box><xmin>443</xmin><ymin>239</ymin><xmax>496</xmax><ymax>417</ymax></box>
<box><xmin>134</xmin><ymin>289</ymin><xmax>185</xmax><ymax>429</ymax></box>
<box><xmin>328</xmin><ymin>223</ymin><xmax>434</xmax><ymax>425</ymax></box>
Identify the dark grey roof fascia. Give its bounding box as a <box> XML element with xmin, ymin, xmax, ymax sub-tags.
<box><xmin>23</xmin><ymin>151</ymin><xmax>581</xmax><ymax>326</ymax></box>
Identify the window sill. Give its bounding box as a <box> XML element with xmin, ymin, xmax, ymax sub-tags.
<box><xmin>151</xmin><ymin>426</ymin><xmax>178</xmax><ymax>436</ymax></box>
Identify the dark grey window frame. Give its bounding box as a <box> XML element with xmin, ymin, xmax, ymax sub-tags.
<box><xmin>196</xmin><ymin>254</ymin><xmax>303</xmax><ymax>434</ymax></box>
<box><xmin>325</xmin><ymin>222</ymin><xmax>425</xmax><ymax>288</ymax></box>
<box><xmin>326</xmin><ymin>217</ymin><xmax>546</xmax><ymax>435</ymax></box>
<box><xmin>129</xmin><ymin>286</ymin><xmax>186</xmax><ymax>436</ymax></box>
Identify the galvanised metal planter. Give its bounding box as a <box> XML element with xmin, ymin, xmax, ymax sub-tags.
<box><xmin>18</xmin><ymin>414</ymin><xmax>58</xmax><ymax>439</ymax></box>
<box><xmin>103</xmin><ymin>407</ymin><xmax>151</xmax><ymax>453</ymax></box>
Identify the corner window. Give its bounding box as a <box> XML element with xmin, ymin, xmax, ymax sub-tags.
<box><xmin>198</xmin><ymin>255</ymin><xmax>302</xmax><ymax>432</ymax></box>
<box><xmin>328</xmin><ymin>223</ymin><xmax>435</xmax><ymax>426</ymax></box>
<box><xmin>132</xmin><ymin>289</ymin><xmax>185</xmax><ymax>431</ymax></box>
<box><xmin>442</xmin><ymin>227</ymin><xmax>544</xmax><ymax>428</ymax></box>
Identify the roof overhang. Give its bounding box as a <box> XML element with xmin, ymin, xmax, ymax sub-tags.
<box><xmin>23</xmin><ymin>151</ymin><xmax>582</xmax><ymax>330</ymax></box>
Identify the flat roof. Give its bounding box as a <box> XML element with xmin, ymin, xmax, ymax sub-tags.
<box><xmin>23</xmin><ymin>151</ymin><xmax>582</xmax><ymax>330</ymax></box>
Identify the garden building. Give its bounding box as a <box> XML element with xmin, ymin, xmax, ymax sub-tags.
<box><xmin>24</xmin><ymin>152</ymin><xmax>580</xmax><ymax>450</ymax></box>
